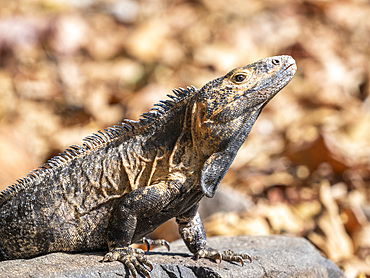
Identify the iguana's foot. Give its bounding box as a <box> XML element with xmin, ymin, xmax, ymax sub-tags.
<box><xmin>195</xmin><ymin>247</ymin><xmax>252</xmax><ymax>266</ymax></box>
<box><xmin>138</xmin><ymin>237</ymin><xmax>171</xmax><ymax>251</ymax></box>
<box><xmin>102</xmin><ymin>247</ymin><xmax>153</xmax><ymax>278</ymax></box>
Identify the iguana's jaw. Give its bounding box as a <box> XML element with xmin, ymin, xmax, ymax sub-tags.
<box><xmin>235</xmin><ymin>55</ymin><xmax>297</xmax><ymax>106</ymax></box>
<box><xmin>191</xmin><ymin>56</ymin><xmax>296</xmax><ymax>156</ymax></box>
<box><xmin>198</xmin><ymin>56</ymin><xmax>296</xmax><ymax>124</ymax></box>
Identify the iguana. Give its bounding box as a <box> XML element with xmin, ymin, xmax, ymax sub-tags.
<box><xmin>0</xmin><ymin>55</ymin><xmax>296</xmax><ymax>277</ymax></box>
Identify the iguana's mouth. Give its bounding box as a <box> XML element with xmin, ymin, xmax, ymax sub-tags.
<box><xmin>283</xmin><ymin>61</ymin><xmax>297</xmax><ymax>73</ymax></box>
<box><xmin>285</xmin><ymin>64</ymin><xmax>294</xmax><ymax>70</ymax></box>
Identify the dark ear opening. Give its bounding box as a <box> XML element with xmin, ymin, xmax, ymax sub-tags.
<box><xmin>199</xmin><ymin>151</ymin><xmax>234</xmax><ymax>198</ymax></box>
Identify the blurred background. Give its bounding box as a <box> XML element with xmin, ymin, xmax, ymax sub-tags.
<box><xmin>0</xmin><ymin>0</ymin><xmax>369</xmax><ymax>276</ymax></box>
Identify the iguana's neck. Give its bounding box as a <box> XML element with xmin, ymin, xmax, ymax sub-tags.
<box><xmin>119</xmin><ymin>97</ymin><xmax>199</xmax><ymax>191</ymax></box>
<box><xmin>167</xmin><ymin>96</ymin><xmax>205</xmax><ymax>174</ymax></box>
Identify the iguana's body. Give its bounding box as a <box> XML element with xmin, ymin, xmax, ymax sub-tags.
<box><xmin>0</xmin><ymin>55</ymin><xmax>296</xmax><ymax>277</ymax></box>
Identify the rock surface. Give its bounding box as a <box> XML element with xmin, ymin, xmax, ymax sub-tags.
<box><xmin>0</xmin><ymin>235</ymin><xmax>345</xmax><ymax>278</ymax></box>
<box><xmin>198</xmin><ymin>186</ymin><xmax>254</xmax><ymax>219</ymax></box>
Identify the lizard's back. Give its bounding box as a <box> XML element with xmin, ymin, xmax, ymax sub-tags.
<box><xmin>0</xmin><ymin>85</ymin><xmax>192</xmax><ymax>261</ymax></box>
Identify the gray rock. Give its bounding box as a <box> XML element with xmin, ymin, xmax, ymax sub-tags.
<box><xmin>198</xmin><ymin>186</ymin><xmax>254</xmax><ymax>220</ymax></box>
<box><xmin>0</xmin><ymin>235</ymin><xmax>345</xmax><ymax>278</ymax></box>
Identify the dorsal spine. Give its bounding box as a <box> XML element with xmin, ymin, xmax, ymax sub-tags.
<box><xmin>0</xmin><ymin>86</ymin><xmax>198</xmax><ymax>207</ymax></box>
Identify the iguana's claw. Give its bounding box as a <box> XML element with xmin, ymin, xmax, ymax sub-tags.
<box><xmin>102</xmin><ymin>247</ymin><xmax>153</xmax><ymax>278</ymax></box>
<box><xmin>140</xmin><ymin>238</ymin><xmax>170</xmax><ymax>251</ymax></box>
<box><xmin>222</xmin><ymin>249</ymin><xmax>252</xmax><ymax>266</ymax></box>
<box><xmin>195</xmin><ymin>247</ymin><xmax>252</xmax><ymax>266</ymax></box>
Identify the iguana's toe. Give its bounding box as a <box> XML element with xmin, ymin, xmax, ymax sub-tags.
<box><xmin>221</xmin><ymin>249</ymin><xmax>252</xmax><ymax>266</ymax></box>
<box><xmin>195</xmin><ymin>247</ymin><xmax>222</xmax><ymax>263</ymax></box>
<box><xmin>102</xmin><ymin>247</ymin><xmax>153</xmax><ymax>277</ymax></box>
<box><xmin>195</xmin><ymin>247</ymin><xmax>252</xmax><ymax>265</ymax></box>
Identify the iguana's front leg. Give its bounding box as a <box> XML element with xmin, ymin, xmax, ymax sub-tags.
<box><xmin>103</xmin><ymin>180</ymin><xmax>181</xmax><ymax>277</ymax></box>
<box><xmin>102</xmin><ymin>196</ymin><xmax>153</xmax><ymax>277</ymax></box>
<box><xmin>176</xmin><ymin>206</ymin><xmax>252</xmax><ymax>265</ymax></box>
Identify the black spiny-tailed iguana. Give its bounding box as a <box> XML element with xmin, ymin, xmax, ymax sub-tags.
<box><xmin>0</xmin><ymin>55</ymin><xmax>297</xmax><ymax>277</ymax></box>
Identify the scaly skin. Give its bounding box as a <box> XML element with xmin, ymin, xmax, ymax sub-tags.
<box><xmin>0</xmin><ymin>55</ymin><xmax>297</xmax><ymax>277</ymax></box>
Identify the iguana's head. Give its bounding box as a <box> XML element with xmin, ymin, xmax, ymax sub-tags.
<box><xmin>191</xmin><ymin>55</ymin><xmax>297</xmax><ymax>197</ymax></box>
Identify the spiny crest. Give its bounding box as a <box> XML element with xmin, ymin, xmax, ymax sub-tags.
<box><xmin>0</xmin><ymin>86</ymin><xmax>197</xmax><ymax>206</ymax></box>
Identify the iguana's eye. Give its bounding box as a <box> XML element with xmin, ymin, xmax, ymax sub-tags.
<box><xmin>233</xmin><ymin>74</ymin><xmax>247</xmax><ymax>83</ymax></box>
<box><xmin>272</xmin><ymin>59</ymin><xmax>280</xmax><ymax>65</ymax></box>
